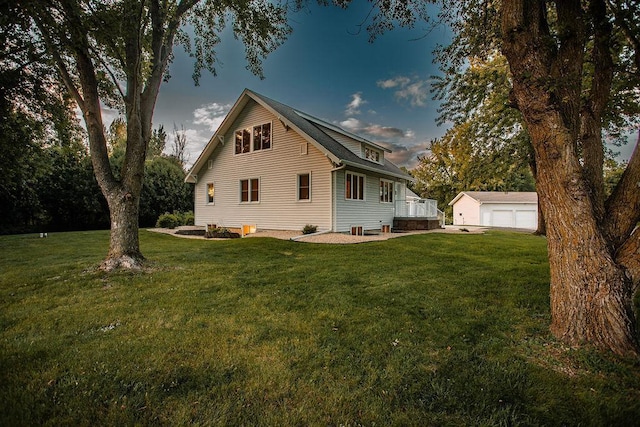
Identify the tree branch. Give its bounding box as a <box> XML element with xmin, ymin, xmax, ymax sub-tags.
<box><xmin>617</xmin><ymin>226</ymin><xmax>640</xmax><ymax>294</ymax></box>
<box><xmin>88</xmin><ymin>45</ymin><xmax>126</xmax><ymax>101</ymax></box>
<box><xmin>605</xmin><ymin>130</ymin><xmax>640</xmax><ymax>249</ymax></box>
<box><xmin>33</xmin><ymin>16</ymin><xmax>86</xmax><ymax>113</ymax></box>
<box><xmin>580</xmin><ymin>0</ymin><xmax>613</xmax><ymax>222</ymax></box>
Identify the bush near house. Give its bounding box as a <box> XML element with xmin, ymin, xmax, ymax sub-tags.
<box><xmin>1</xmin><ymin>230</ymin><xmax>639</xmax><ymax>425</ymax></box>
<box><xmin>155</xmin><ymin>211</ymin><xmax>194</xmax><ymax>229</ymax></box>
<box><xmin>302</xmin><ymin>224</ymin><xmax>318</xmax><ymax>234</ymax></box>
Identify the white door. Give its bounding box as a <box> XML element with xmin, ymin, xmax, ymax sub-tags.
<box><xmin>492</xmin><ymin>210</ymin><xmax>514</xmax><ymax>227</ymax></box>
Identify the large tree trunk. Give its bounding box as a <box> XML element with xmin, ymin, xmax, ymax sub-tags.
<box><xmin>531</xmin><ymin>118</ymin><xmax>638</xmax><ymax>355</ymax></box>
<box><xmin>501</xmin><ymin>0</ymin><xmax>639</xmax><ymax>357</ymax></box>
<box><xmin>102</xmin><ymin>187</ymin><xmax>144</xmax><ymax>271</ymax></box>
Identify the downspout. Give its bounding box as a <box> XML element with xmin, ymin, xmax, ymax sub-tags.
<box><xmin>330</xmin><ymin>163</ymin><xmax>346</xmax><ymax>232</ymax></box>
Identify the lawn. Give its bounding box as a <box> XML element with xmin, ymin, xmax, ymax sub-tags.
<box><xmin>1</xmin><ymin>230</ymin><xmax>639</xmax><ymax>425</ymax></box>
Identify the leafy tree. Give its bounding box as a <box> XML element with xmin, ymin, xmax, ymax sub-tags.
<box><xmin>139</xmin><ymin>156</ymin><xmax>193</xmax><ymax>227</ymax></box>
<box><xmin>350</xmin><ymin>0</ymin><xmax>640</xmax><ymax>356</ymax></box>
<box><xmin>1</xmin><ymin>1</ymin><xmax>90</xmax><ymax>233</ymax></box>
<box><xmin>413</xmin><ymin>54</ymin><xmax>535</xmax><ymax>211</ymax></box>
<box><xmin>14</xmin><ymin>0</ymin><xmax>291</xmax><ymax>270</ymax></box>
<box><xmin>0</xmin><ymin>108</ymin><xmax>47</xmax><ymax>233</ymax></box>
<box><xmin>148</xmin><ymin>125</ymin><xmax>167</xmax><ymax>159</ymax></box>
<box><xmin>39</xmin><ymin>142</ymin><xmax>110</xmax><ymax>231</ymax></box>
<box><xmin>420</xmin><ymin>53</ymin><xmax>538</xmax><ymax>229</ymax></box>
<box><xmin>413</xmin><ymin>121</ymin><xmax>535</xmax><ymax>218</ymax></box>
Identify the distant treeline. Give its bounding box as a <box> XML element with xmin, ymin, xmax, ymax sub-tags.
<box><xmin>0</xmin><ymin>110</ymin><xmax>193</xmax><ymax>235</ymax></box>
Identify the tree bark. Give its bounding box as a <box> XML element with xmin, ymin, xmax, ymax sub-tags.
<box><xmin>102</xmin><ymin>187</ymin><xmax>143</xmax><ymax>270</ymax></box>
<box><xmin>502</xmin><ymin>0</ymin><xmax>639</xmax><ymax>357</ymax></box>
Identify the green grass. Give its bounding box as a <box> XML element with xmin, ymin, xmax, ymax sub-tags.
<box><xmin>1</xmin><ymin>230</ymin><xmax>639</xmax><ymax>425</ymax></box>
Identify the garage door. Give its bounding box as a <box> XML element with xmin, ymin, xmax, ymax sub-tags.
<box><xmin>515</xmin><ymin>210</ymin><xmax>537</xmax><ymax>229</ymax></box>
<box><xmin>492</xmin><ymin>210</ymin><xmax>514</xmax><ymax>227</ymax></box>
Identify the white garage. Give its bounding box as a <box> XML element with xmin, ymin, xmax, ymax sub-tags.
<box><xmin>449</xmin><ymin>191</ymin><xmax>538</xmax><ymax>229</ymax></box>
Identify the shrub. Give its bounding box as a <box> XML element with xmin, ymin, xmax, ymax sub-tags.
<box><xmin>183</xmin><ymin>211</ymin><xmax>195</xmax><ymax>226</ymax></box>
<box><xmin>155</xmin><ymin>210</ymin><xmax>194</xmax><ymax>228</ymax></box>
<box><xmin>302</xmin><ymin>224</ymin><xmax>318</xmax><ymax>234</ymax></box>
<box><xmin>156</xmin><ymin>212</ymin><xmax>180</xmax><ymax>229</ymax></box>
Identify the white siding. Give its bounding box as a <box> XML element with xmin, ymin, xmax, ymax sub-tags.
<box><xmin>452</xmin><ymin>194</ymin><xmax>481</xmax><ymax>225</ymax></box>
<box><xmin>194</xmin><ymin>99</ymin><xmax>333</xmax><ymax>231</ymax></box>
<box><xmin>321</xmin><ymin>127</ymin><xmax>362</xmax><ymax>156</ymax></box>
<box><xmin>333</xmin><ymin>169</ymin><xmax>398</xmax><ymax>232</ymax></box>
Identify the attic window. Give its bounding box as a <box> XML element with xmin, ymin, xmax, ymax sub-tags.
<box><xmin>235</xmin><ymin>129</ymin><xmax>251</xmax><ymax>154</ymax></box>
<box><xmin>365</xmin><ymin>147</ymin><xmax>381</xmax><ymax>163</ymax></box>
<box><xmin>253</xmin><ymin>123</ymin><xmax>271</xmax><ymax>151</ymax></box>
<box><xmin>235</xmin><ymin>122</ymin><xmax>271</xmax><ymax>155</ymax></box>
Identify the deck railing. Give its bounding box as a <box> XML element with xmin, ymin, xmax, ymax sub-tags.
<box><xmin>395</xmin><ymin>198</ymin><xmax>445</xmax><ymax>227</ymax></box>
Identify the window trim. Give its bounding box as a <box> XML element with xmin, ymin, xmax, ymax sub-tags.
<box><xmin>364</xmin><ymin>146</ymin><xmax>382</xmax><ymax>164</ymax></box>
<box><xmin>234</xmin><ymin>128</ymin><xmax>251</xmax><ymax>155</ymax></box>
<box><xmin>252</xmin><ymin>122</ymin><xmax>272</xmax><ymax>151</ymax></box>
<box><xmin>206</xmin><ymin>182</ymin><xmax>215</xmax><ymax>204</ymax></box>
<box><xmin>297</xmin><ymin>172</ymin><xmax>311</xmax><ymax>202</ymax></box>
<box><xmin>234</xmin><ymin>121</ymin><xmax>272</xmax><ymax>155</ymax></box>
<box><xmin>380</xmin><ymin>179</ymin><xmax>394</xmax><ymax>204</ymax></box>
<box><xmin>240</xmin><ymin>178</ymin><xmax>260</xmax><ymax>203</ymax></box>
<box><xmin>345</xmin><ymin>171</ymin><xmax>366</xmax><ymax>201</ymax></box>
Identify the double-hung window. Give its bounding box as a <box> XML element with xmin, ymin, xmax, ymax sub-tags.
<box><xmin>380</xmin><ymin>180</ymin><xmax>393</xmax><ymax>203</ymax></box>
<box><xmin>240</xmin><ymin>178</ymin><xmax>260</xmax><ymax>203</ymax></box>
<box><xmin>298</xmin><ymin>173</ymin><xmax>311</xmax><ymax>201</ymax></box>
<box><xmin>345</xmin><ymin>172</ymin><xmax>365</xmax><ymax>200</ymax></box>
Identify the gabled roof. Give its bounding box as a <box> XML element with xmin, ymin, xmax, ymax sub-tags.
<box><xmin>449</xmin><ymin>191</ymin><xmax>538</xmax><ymax>206</ymax></box>
<box><xmin>186</xmin><ymin>89</ymin><xmax>412</xmax><ymax>183</ymax></box>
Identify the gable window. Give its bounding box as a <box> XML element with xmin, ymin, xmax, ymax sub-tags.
<box><xmin>345</xmin><ymin>172</ymin><xmax>365</xmax><ymax>200</ymax></box>
<box><xmin>207</xmin><ymin>183</ymin><xmax>215</xmax><ymax>204</ymax></box>
<box><xmin>298</xmin><ymin>173</ymin><xmax>311</xmax><ymax>201</ymax></box>
<box><xmin>235</xmin><ymin>129</ymin><xmax>251</xmax><ymax>154</ymax></box>
<box><xmin>365</xmin><ymin>147</ymin><xmax>381</xmax><ymax>163</ymax></box>
<box><xmin>380</xmin><ymin>179</ymin><xmax>393</xmax><ymax>203</ymax></box>
<box><xmin>235</xmin><ymin>122</ymin><xmax>271</xmax><ymax>154</ymax></box>
<box><xmin>253</xmin><ymin>123</ymin><xmax>271</xmax><ymax>151</ymax></box>
<box><xmin>240</xmin><ymin>178</ymin><xmax>260</xmax><ymax>203</ymax></box>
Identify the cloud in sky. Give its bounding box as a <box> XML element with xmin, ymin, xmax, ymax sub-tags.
<box><xmin>339</xmin><ymin>117</ymin><xmax>427</xmax><ymax>168</ymax></box>
<box><xmin>377</xmin><ymin>76</ymin><xmax>411</xmax><ymax>89</ymax></box>
<box><xmin>193</xmin><ymin>102</ymin><xmax>232</xmax><ymax>131</ymax></box>
<box><xmin>339</xmin><ymin>117</ymin><xmax>413</xmax><ymax>140</ymax></box>
<box><xmin>377</xmin><ymin>76</ymin><xmax>431</xmax><ymax>107</ymax></box>
<box><xmin>345</xmin><ymin>92</ymin><xmax>366</xmax><ymax>115</ymax></box>
<box><xmin>377</xmin><ymin>141</ymin><xmax>429</xmax><ymax>169</ymax></box>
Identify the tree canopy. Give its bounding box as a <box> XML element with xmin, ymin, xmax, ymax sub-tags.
<box><xmin>10</xmin><ymin>0</ymin><xmax>292</xmax><ymax>269</ymax></box>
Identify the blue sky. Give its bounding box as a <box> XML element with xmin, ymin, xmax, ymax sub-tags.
<box><xmin>110</xmin><ymin>2</ymin><xmax>635</xmax><ymax>169</ymax></box>
<box><xmin>146</xmin><ymin>2</ymin><xmax>452</xmax><ymax>169</ymax></box>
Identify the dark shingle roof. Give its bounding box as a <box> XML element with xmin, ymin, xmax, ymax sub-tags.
<box><xmin>187</xmin><ymin>89</ymin><xmax>413</xmax><ymax>182</ymax></box>
<box><xmin>248</xmin><ymin>90</ymin><xmax>412</xmax><ymax>181</ymax></box>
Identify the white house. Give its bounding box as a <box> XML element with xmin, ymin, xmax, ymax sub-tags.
<box><xmin>448</xmin><ymin>191</ymin><xmax>538</xmax><ymax>229</ymax></box>
<box><xmin>185</xmin><ymin>89</ymin><xmax>441</xmax><ymax>234</ymax></box>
